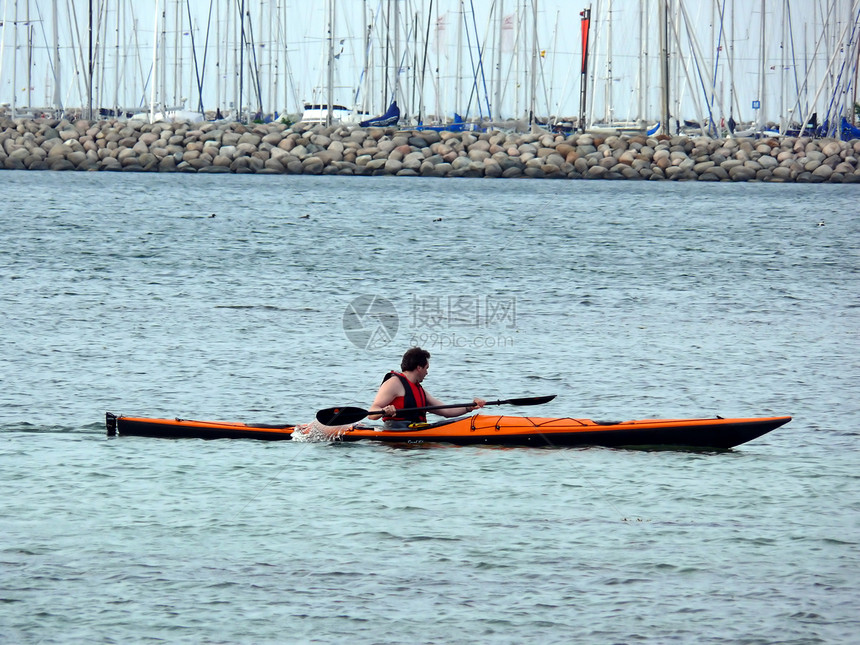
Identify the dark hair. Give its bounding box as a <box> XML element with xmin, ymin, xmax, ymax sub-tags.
<box><xmin>401</xmin><ymin>347</ymin><xmax>430</xmax><ymax>372</ymax></box>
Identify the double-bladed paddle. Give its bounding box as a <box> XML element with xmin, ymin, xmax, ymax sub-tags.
<box><xmin>316</xmin><ymin>394</ymin><xmax>557</xmax><ymax>426</ymax></box>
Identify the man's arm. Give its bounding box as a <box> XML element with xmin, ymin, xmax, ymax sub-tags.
<box><xmin>367</xmin><ymin>378</ymin><xmax>405</xmax><ymax>420</ymax></box>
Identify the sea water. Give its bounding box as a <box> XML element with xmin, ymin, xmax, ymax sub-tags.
<box><xmin>1</xmin><ymin>171</ymin><xmax>858</xmax><ymax>643</ymax></box>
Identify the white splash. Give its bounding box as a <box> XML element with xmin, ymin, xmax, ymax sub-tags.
<box><xmin>290</xmin><ymin>420</ymin><xmax>353</xmax><ymax>442</ymax></box>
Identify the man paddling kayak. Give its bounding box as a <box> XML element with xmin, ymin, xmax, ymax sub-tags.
<box><xmin>369</xmin><ymin>347</ymin><xmax>486</xmax><ymax>427</ymax></box>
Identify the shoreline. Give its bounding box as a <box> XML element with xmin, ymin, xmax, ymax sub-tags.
<box><xmin>2</xmin><ymin>116</ymin><xmax>859</xmax><ymax>182</ymax></box>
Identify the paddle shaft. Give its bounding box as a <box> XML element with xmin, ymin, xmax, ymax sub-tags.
<box><xmin>367</xmin><ymin>401</ymin><xmax>479</xmax><ymax>417</ymax></box>
<box><xmin>316</xmin><ymin>395</ymin><xmax>556</xmax><ymax>426</ymax></box>
<box><xmin>368</xmin><ymin>396</ymin><xmax>559</xmax><ymax>416</ymax></box>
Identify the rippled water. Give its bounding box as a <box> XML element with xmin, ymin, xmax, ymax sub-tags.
<box><xmin>1</xmin><ymin>171</ymin><xmax>858</xmax><ymax>643</ymax></box>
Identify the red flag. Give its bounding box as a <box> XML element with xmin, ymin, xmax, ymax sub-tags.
<box><xmin>580</xmin><ymin>9</ymin><xmax>591</xmax><ymax>75</ymax></box>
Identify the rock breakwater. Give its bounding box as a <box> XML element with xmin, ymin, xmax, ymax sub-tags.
<box><xmin>2</xmin><ymin>116</ymin><xmax>860</xmax><ymax>182</ymax></box>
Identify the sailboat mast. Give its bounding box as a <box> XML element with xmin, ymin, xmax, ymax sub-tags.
<box><xmin>115</xmin><ymin>0</ymin><xmax>121</xmax><ymax>114</ymax></box>
<box><xmin>25</xmin><ymin>0</ymin><xmax>31</xmax><ymax>111</ymax></box>
<box><xmin>172</xmin><ymin>0</ymin><xmax>178</xmax><ymax>107</ymax></box>
<box><xmin>96</xmin><ymin>0</ymin><xmax>108</xmax><ymax>115</ymax></box>
<box><xmin>456</xmin><ymin>0</ymin><xmax>462</xmax><ymax>115</ymax></box>
<box><xmin>52</xmin><ymin>0</ymin><xmax>62</xmax><ymax>114</ymax></box>
<box><xmin>85</xmin><ymin>0</ymin><xmax>93</xmax><ymax>118</ymax></box>
<box><xmin>493</xmin><ymin>0</ymin><xmax>502</xmax><ymax>121</ymax></box>
<box><xmin>411</xmin><ymin>7</ymin><xmax>419</xmax><ymax>123</ymax></box>
<box><xmin>604</xmin><ymin>0</ymin><xmax>612</xmax><ymax>123</ymax></box>
<box><xmin>854</xmin><ymin>26</ymin><xmax>860</xmax><ymax>126</ymax></box>
<box><xmin>150</xmin><ymin>0</ymin><xmax>159</xmax><ymax>122</ymax></box>
<box><xmin>660</xmin><ymin>0</ymin><xmax>670</xmax><ymax>134</ymax></box>
<box><xmin>12</xmin><ymin>0</ymin><xmax>18</xmax><ymax>118</ymax></box>
<box><xmin>579</xmin><ymin>6</ymin><xmax>591</xmax><ymax>132</ymax></box>
<box><xmin>780</xmin><ymin>0</ymin><xmax>786</xmax><ymax>133</ymax></box>
<box><xmin>238</xmin><ymin>0</ymin><xmax>246</xmax><ymax>122</ymax></box>
<box><xmin>160</xmin><ymin>0</ymin><xmax>167</xmax><ymax>114</ymax></box>
<box><xmin>217</xmin><ymin>0</ymin><xmax>223</xmax><ymax>114</ymax></box>
<box><xmin>758</xmin><ymin>0</ymin><xmax>766</xmax><ymax>132</ymax></box>
<box><xmin>637</xmin><ymin>0</ymin><xmax>645</xmax><ymax>124</ymax></box>
<box><xmin>394</xmin><ymin>0</ymin><xmax>402</xmax><ymax>118</ymax></box>
<box><xmin>326</xmin><ymin>0</ymin><xmax>334</xmax><ymax>126</ymax></box>
<box><xmin>418</xmin><ymin>0</ymin><xmax>433</xmax><ymax>125</ymax></box>
<box><xmin>529</xmin><ymin>0</ymin><xmax>537</xmax><ymax>125</ymax></box>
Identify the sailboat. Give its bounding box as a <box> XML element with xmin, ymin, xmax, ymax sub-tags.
<box><xmin>353</xmin><ymin>0</ymin><xmax>403</xmax><ymax>129</ymax></box>
<box><xmin>359</xmin><ymin>100</ymin><xmax>400</xmax><ymax>127</ymax></box>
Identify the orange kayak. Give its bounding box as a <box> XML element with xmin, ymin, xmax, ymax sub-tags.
<box><xmin>106</xmin><ymin>412</ymin><xmax>790</xmax><ymax>449</ymax></box>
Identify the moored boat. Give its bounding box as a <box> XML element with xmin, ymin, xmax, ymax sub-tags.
<box><xmin>300</xmin><ymin>103</ymin><xmax>370</xmax><ymax>125</ymax></box>
<box><xmin>106</xmin><ymin>412</ymin><xmax>790</xmax><ymax>449</ymax></box>
<box><xmin>358</xmin><ymin>101</ymin><xmax>400</xmax><ymax>128</ymax></box>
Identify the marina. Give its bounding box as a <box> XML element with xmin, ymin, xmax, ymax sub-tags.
<box><xmin>0</xmin><ymin>1</ymin><xmax>858</xmax><ymax>138</ymax></box>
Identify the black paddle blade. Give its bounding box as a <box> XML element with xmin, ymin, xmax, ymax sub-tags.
<box><xmin>498</xmin><ymin>395</ymin><xmax>557</xmax><ymax>406</ymax></box>
<box><xmin>316</xmin><ymin>406</ymin><xmax>370</xmax><ymax>426</ymax></box>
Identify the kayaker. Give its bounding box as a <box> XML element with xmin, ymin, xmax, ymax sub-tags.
<box><xmin>369</xmin><ymin>347</ymin><xmax>486</xmax><ymax>427</ymax></box>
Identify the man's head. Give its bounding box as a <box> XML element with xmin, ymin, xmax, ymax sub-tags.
<box><xmin>401</xmin><ymin>347</ymin><xmax>431</xmax><ymax>372</ymax></box>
